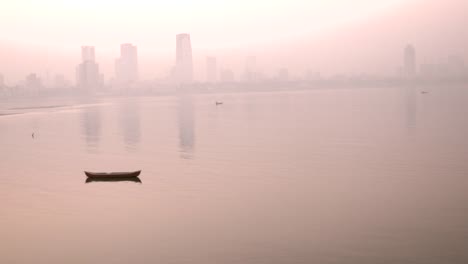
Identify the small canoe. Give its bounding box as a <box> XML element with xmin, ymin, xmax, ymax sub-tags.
<box><xmin>84</xmin><ymin>170</ymin><xmax>141</xmax><ymax>178</ymax></box>
<box><xmin>86</xmin><ymin>177</ymin><xmax>142</xmax><ymax>183</ymax></box>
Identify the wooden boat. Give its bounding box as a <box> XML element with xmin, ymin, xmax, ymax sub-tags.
<box><xmin>84</xmin><ymin>170</ymin><xmax>141</xmax><ymax>179</ymax></box>
<box><xmin>86</xmin><ymin>177</ymin><xmax>142</xmax><ymax>183</ymax></box>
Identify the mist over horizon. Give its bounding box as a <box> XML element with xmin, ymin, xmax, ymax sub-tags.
<box><xmin>1</xmin><ymin>0</ymin><xmax>467</xmax><ymax>85</ymax></box>
<box><xmin>2</xmin><ymin>2</ymin><xmax>468</xmax><ymax>264</ymax></box>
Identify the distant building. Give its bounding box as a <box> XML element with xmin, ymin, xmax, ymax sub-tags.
<box><xmin>447</xmin><ymin>55</ymin><xmax>466</xmax><ymax>78</ymax></box>
<box><xmin>220</xmin><ymin>69</ymin><xmax>235</xmax><ymax>82</ymax></box>
<box><xmin>420</xmin><ymin>63</ymin><xmax>439</xmax><ymax>79</ymax></box>
<box><xmin>175</xmin><ymin>33</ymin><xmax>193</xmax><ymax>83</ymax></box>
<box><xmin>277</xmin><ymin>68</ymin><xmax>289</xmax><ymax>82</ymax></box>
<box><xmin>403</xmin><ymin>44</ymin><xmax>416</xmax><ymax>77</ymax></box>
<box><xmin>115</xmin><ymin>43</ymin><xmax>138</xmax><ymax>86</ymax></box>
<box><xmin>76</xmin><ymin>46</ymin><xmax>101</xmax><ymax>91</ymax></box>
<box><xmin>305</xmin><ymin>70</ymin><xmax>321</xmax><ymax>81</ymax></box>
<box><xmin>25</xmin><ymin>73</ymin><xmax>42</xmax><ymax>92</ymax></box>
<box><xmin>81</xmin><ymin>46</ymin><xmax>95</xmax><ymax>62</ymax></box>
<box><xmin>53</xmin><ymin>74</ymin><xmax>68</xmax><ymax>89</ymax></box>
<box><xmin>244</xmin><ymin>56</ymin><xmax>257</xmax><ymax>82</ymax></box>
<box><xmin>0</xmin><ymin>73</ymin><xmax>4</xmax><ymax>87</ymax></box>
<box><xmin>421</xmin><ymin>55</ymin><xmax>466</xmax><ymax>80</ymax></box>
<box><xmin>206</xmin><ymin>56</ymin><xmax>217</xmax><ymax>82</ymax></box>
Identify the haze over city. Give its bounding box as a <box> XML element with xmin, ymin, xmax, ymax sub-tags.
<box><xmin>2</xmin><ymin>1</ymin><xmax>468</xmax><ymax>264</ymax></box>
<box><xmin>1</xmin><ymin>0</ymin><xmax>467</xmax><ymax>85</ymax></box>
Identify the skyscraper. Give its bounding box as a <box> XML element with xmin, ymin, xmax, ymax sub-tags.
<box><xmin>404</xmin><ymin>44</ymin><xmax>416</xmax><ymax>77</ymax></box>
<box><xmin>25</xmin><ymin>73</ymin><xmax>42</xmax><ymax>91</ymax></box>
<box><xmin>220</xmin><ymin>69</ymin><xmax>235</xmax><ymax>82</ymax></box>
<box><xmin>244</xmin><ymin>56</ymin><xmax>257</xmax><ymax>82</ymax></box>
<box><xmin>206</xmin><ymin>56</ymin><xmax>217</xmax><ymax>83</ymax></box>
<box><xmin>175</xmin><ymin>33</ymin><xmax>193</xmax><ymax>83</ymax></box>
<box><xmin>277</xmin><ymin>68</ymin><xmax>289</xmax><ymax>82</ymax></box>
<box><xmin>76</xmin><ymin>46</ymin><xmax>100</xmax><ymax>91</ymax></box>
<box><xmin>115</xmin><ymin>43</ymin><xmax>138</xmax><ymax>85</ymax></box>
<box><xmin>0</xmin><ymin>73</ymin><xmax>4</xmax><ymax>87</ymax></box>
<box><xmin>81</xmin><ymin>46</ymin><xmax>95</xmax><ymax>62</ymax></box>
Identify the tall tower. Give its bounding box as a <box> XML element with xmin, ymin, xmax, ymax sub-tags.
<box><xmin>206</xmin><ymin>56</ymin><xmax>217</xmax><ymax>82</ymax></box>
<box><xmin>76</xmin><ymin>46</ymin><xmax>100</xmax><ymax>91</ymax></box>
<box><xmin>81</xmin><ymin>46</ymin><xmax>95</xmax><ymax>62</ymax></box>
<box><xmin>115</xmin><ymin>43</ymin><xmax>138</xmax><ymax>85</ymax></box>
<box><xmin>244</xmin><ymin>56</ymin><xmax>257</xmax><ymax>82</ymax></box>
<box><xmin>404</xmin><ymin>44</ymin><xmax>416</xmax><ymax>77</ymax></box>
<box><xmin>175</xmin><ymin>33</ymin><xmax>193</xmax><ymax>83</ymax></box>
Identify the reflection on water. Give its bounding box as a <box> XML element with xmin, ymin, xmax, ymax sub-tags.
<box><xmin>178</xmin><ymin>95</ymin><xmax>195</xmax><ymax>159</ymax></box>
<box><xmin>405</xmin><ymin>86</ymin><xmax>418</xmax><ymax>130</ymax></box>
<box><xmin>119</xmin><ymin>100</ymin><xmax>140</xmax><ymax>151</ymax></box>
<box><xmin>85</xmin><ymin>177</ymin><xmax>142</xmax><ymax>184</ymax></box>
<box><xmin>81</xmin><ymin>106</ymin><xmax>101</xmax><ymax>152</ymax></box>
<box><xmin>2</xmin><ymin>88</ymin><xmax>468</xmax><ymax>264</ymax></box>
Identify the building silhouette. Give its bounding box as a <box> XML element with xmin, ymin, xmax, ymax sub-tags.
<box><xmin>175</xmin><ymin>34</ymin><xmax>193</xmax><ymax>83</ymax></box>
<box><xmin>115</xmin><ymin>43</ymin><xmax>138</xmax><ymax>86</ymax></box>
<box><xmin>420</xmin><ymin>55</ymin><xmax>466</xmax><ymax>80</ymax></box>
<box><xmin>25</xmin><ymin>73</ymin><xmax>42</xmax><ymax>92</ymax></box>
<box><xmin>243</xmin><ymin>56</ymin><xmax>257</xmax><ymax>82</ymax></box>
<box><xmin>206</xmin><ymin>56</ymin><xmax>217</xmax><ymax>83</ymax></box>
<box><xmin>220</xmin><ymin>69</ymin><xmax>235</xmax><ymax>82</ymax></box>
<box><xmin>447</xmin><ymin>55</ymin><xmax>466</xmax><ymax>78</ymax></box>
<box><xmin>81</xmin><ymin>46</ymin><xmax>95</xmax><ymax>62</ymax></box>
<box><xmin>53</xmin><ymin>74</ymin><xmax>69</xmax><ymax>89</ymax></box>
<box><xmin>76</xmin><ymin>46</ymin><xmax>101</xmax><ymax>91</ymax></box>
<box><xmin>277</xmin><ymin>68</ymin><xmax>289</xmax><ymax>82</ymax></box>
<box><xmin>0</xmin><ymin>73</ymin><xmax>4</xmax><ymax>87</ymax></box>
<box><xmin>404</xmin><ymin>44</ymin><xmax>416</xmax><ymax>77</ymax></box>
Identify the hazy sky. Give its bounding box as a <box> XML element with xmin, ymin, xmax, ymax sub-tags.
<box><xmin>1</xmin><ymin>0</ymin><xmax>467</xmax><ymax>83</ymax></box>
<box><xmin>1</xmin><ymin>0</ymin><xmax>410</xmax><ymax>50</ymax></box>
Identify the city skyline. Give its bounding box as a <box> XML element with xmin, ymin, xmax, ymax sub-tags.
<box><xmin>1</xmin><ymin>0</ymin><xmax>467</xmax><ymax>84</ymax></box>
<box><xmin>0</xmin><ymin>39</ymin><xmax>466</xmax><ymax>91</ymax></box>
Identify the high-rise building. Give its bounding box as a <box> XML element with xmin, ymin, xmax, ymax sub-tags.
<box><xmin>244</xmin><ymin>56</ymin><xmax>257</xmax><ymax>82</ymax></box>
<box><xmin>81</xmin><ymin>46</ymin><xmax>95</xmax><ymax>62</ymax></box>
<box><xmin>220</xmin><ymin>69</ymin><xmax>235</xmax><ymax>82</ymax></box>
<box><xmin>404</xmin><ymin>44</ymin><xmax>416</xmax><ymax>77</ymax></box>
<box><xmin>25</xmin><ymin>73</ymin><xmax>42</xmax><ymax>91</ymax></box>
<box><xmin>115</xmin><ymin>43</ymin><xmax>138</xmax><ymax>85</ymax></box>
<box><xmin>76</xmin><ymin>46</ymin><xmax>100</xmax><ymax>91</ymax></box>
<box><xmin>54</xmin><ymin>74</ymin><xmax>68</xmax><ymax>88</ymax></box>
<box><xmin>206</xmin><ymin>56</ymin><xmax>217</xmax><ymax>82</ymax></box>
<box><xmin>447</xmin><ymin>55</ymin><xmax>465</xmax><ymax>77</ymax></box>
<box><xmin>0</xmin><ymin>73</ymin><xmax>4</xmax><ymax>87</ymax></box>
<box><xmin>175</xmin><ymin>33</ymin><xmax>193</xmax><ymax>83</ymax></box>
<box><xmin>277</xmin><ymin>68</ymin><xmax>289</xmax><ymax>81</ymax></box>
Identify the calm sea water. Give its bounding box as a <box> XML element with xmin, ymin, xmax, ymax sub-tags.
<box><xmin>1</xmin><ymin>87</ymin><xmax>468</xmax><ymax>264</ymax></box>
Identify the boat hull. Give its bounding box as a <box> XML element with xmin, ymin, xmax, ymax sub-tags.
<box><xmin>86</xmin><ymin>177</ymin><xmax>142</xmax><ymax>183</ymax></box>
<box><xmin>84</xmin><ymin>170</ymin><xmax>141</xmax><ymax>178</ymax></box>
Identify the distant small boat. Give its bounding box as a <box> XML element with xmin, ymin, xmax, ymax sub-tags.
<box><xmin>421</xmin><ymin>91</ymin><xmax>429</xmax><ymax>94</ymax></box>
<box><xmin>215</xmin><ymin>101</ymin><xmax>223</xmax><ymax>105</ymax></box>
<box><xmin>84</xmin><ymin>170</ymin><xmax>141</xmax><ymax>179</ymax></box>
